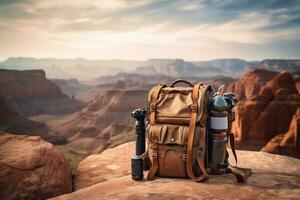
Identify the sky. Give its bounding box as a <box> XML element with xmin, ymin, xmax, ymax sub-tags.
<box><xmin>0</xmin><ymin>0</ymin><xmax>300</xmax><ymax>61</ymax></box>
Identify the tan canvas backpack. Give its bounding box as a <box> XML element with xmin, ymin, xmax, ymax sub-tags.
<box><xmin>144</xmin><ymin>79</ymin><xmax>251</xmax><ymax>182</ymax></box>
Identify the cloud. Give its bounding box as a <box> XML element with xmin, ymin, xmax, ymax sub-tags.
<box><xmin>0</xmin><ymin>0</ymin><xmax>299</xmax><ymax>60</ymax></box>
<box><xmin>179</xmin><ymin>1</ymin><xmax>205</xmax><ymax>11</ymax></box>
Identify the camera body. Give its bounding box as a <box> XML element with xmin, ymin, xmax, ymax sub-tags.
<box><xmin>131</xmin><ymin>108</ymin><xmax>146</xmax><ymax>156</ymax></box>
<box><xmin>131</xmin><ymin>108</ymin><xmax>147</xmax><ymax>180</ymax></box>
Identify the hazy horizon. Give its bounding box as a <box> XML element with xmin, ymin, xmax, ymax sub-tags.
<box><xmin>3</xmin><ymin>56</ymin><xmax>300</xmax><ymax>63</ymax></box>
<box><xmin>0</xmin><ymin>0</ymin><xmax>300</xmax><ymax>61</ymax></box>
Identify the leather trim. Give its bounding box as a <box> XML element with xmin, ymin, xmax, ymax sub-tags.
<box><xmin>186</xmin><ymin>83</ymin><xmax>209</xmax><ymax>182</ymax></box>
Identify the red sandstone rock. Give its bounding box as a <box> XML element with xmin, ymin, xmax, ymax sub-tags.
<box><xmin>0</xmin><ymin>133</ymin><xmax>72</xmax><ymax>199</ymax></box>
<box><xmin>295</xmin><ymin>79</ymin><xmax>300</xmax><ymax>94</ymax></box>
<box><xmin>229</xmin><ymin>71</ymin><xmax>300</xmax><ymax>151</ymax></box>
<box><xmin>261</xmin><ymin>108</ymin><xmax>300</xmax><ymax>157</ymax></box>
<box><xmin>224</xmin><ymin>69</ymin><xmax>278</xmax><ymax>100</ymax></box>
<box><xmin>73</xmin><ymin>142</ymin><xmax>134</xmax><ymax>190</ymax></box>
<box><xmin>52</xmin><ymin>142</ymin><xmax>300</xmax><ymax>200</ymax></box>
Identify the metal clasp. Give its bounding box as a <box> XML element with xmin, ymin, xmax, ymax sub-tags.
<box><xmin>183</xmin><ymin>154</ymin><xmax>187</xmax><ymax>161</ymax></box>
<box><xmin>149</xmin><ymin>103</ymin><xmax>156</xmax><ymax>112</ymax></box>
<box><xmin>191</xmin><ymin>104</ymin><xmax>198</xmax><ymax>112</ymax></box>
<box><xmin>196</xmin><ymin>148</ymin><xmax>203</xmax><ymax>157</ymax></box>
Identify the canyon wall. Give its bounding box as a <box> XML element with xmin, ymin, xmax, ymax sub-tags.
<box><xmin>0</xmin><ymin>69</ymin><xmax>84</xmax><ymax>116</ymax></box>
<box><xmin>224</xmin><ymin>70</ymin><xmax>300</xmax><ymax>156</ymax></box>
<box><xmin>54</xmin><ymin>89</ymin><xmax>148</xmax><ymax>154</ymax></box>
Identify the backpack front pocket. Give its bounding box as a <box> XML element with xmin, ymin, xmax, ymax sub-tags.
<box><xmin>157</xmin><ymin>144</ymin><xmax>187</xmax><ymax>178</ymax></box>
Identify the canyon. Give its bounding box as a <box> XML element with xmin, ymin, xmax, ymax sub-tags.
<box><xmin>50</xmin><ymin>69</ymin><xmax>300</xmax><ymax>157</ymax></box>
<box><xmin>0</xmin><ymin>69</ymin><xmax>84</xmax><ymax>116</ymax></box>
<box><xmin>0</xmin><ymin>97</ymin><xmax>66</xmax><ymax>144</ymax></box>
<box><xmin>0</xmin><ymin>59</ymin><xmax>299</xmax><ymax>199</ymax></box>
<box><xmin>53</xmin><ymin>89</ymin><xmax>148</xmax><ymax>154</ymax></box>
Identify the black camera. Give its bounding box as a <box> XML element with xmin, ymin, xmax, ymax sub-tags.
<box><xmin>131</xmin><ymin>108</ymin><xmax>146</xmax><ymax>156</ymax></box>
<box><xmin>131</xmin><ymin>108</ymin><xmax>147</xmax><ymax>180</ymax></box>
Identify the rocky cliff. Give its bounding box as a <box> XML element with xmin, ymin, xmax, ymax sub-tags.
<box><xmin>224</xmin><ymin>70</ymin><xmax>300</xmax><ymax>155</ymax></box>
<box><xmin>0</xmin><ymin>69</ymin><xmax>84</xmax><ymax>116</ymax></box>
<box><xmin>51</xmin><ymin>142</ymin><xmax>300</xmax><ymax>200</ymax></box>
<box><xmin>224</xmin><ymin>69</ymin><xmax>278</xmax><ymax>100</ymax></box>
<box><xmin>0</xmin><ymin>97</ymin><xmax>66</xmax><ymax>144</ymax></box>
<box><xmin>262</xmin><ymin>108</ymin><xmax>300</xmax><ymax>157</ymax></box>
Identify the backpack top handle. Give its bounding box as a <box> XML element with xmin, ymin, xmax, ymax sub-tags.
<box><xmin>170</xmin><ymin>79</ymin><xmax>194</xmax><ymax>87</ymax></box>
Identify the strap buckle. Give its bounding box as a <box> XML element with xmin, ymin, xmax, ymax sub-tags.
<box><xmin>183</xmin><ymin>154</ymin><xmax>187</xmax><ymax>161</ymax></box>
<box><xmin>149</xmin><ymin>103</ymin><xmax>156</xmax><ymax>112</ymax></box>
<box><xmin>184</xmin><ymin>144</ymin><xmax>187</xmax><ymax>150</ymax></box>
<box><xmin>191</xmin><ymin>104</ymin><xmax>198</xmax><ymax>112</ymax></box>
<box><xmin>196</xmin><ymin>148</ymin><xmax>203</xmax><ymax>157</ymax></box>
<box><xmin>152</xmin><ymin>152</ymin><xmax>158</xmax><ymax>158</ymax></box>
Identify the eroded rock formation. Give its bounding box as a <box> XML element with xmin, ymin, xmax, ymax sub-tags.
<box><xmin>224</xmin><ymin>69</ymin><xmax>278</xmax><ymax>100</ymax></box>
<box><xmin>0</xmin><ymin>133</ymin><xmax>72</xmax><ymax>199</ymax></box>
<box><xmin>262</xmin><ymin>108</ymin><xmax>300</xmax><ymax>156</ymax></box>
<box><xmin>226</xmin><ymin>70</ymin><xmax>300</xmax><ymax>150</ymax></box>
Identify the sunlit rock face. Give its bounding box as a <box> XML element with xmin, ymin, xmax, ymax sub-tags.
<box><xmin>262</xmin><ymin>108</ymin><xmax>300</xmax><ymax>157</ymax></box>
<box><xmin>0</xmin><ymin>133</ymin><xmax>72</xmax><ymax>199</ymax></box>
<box><xmin>52</xmin><ymin>141</ymin><xmax>300</xmax><ymax>200</ymax></box>
<box><xmin>225</xmin><ymin>70</ymin><xmax>300</xmax><ymax>155</ymax></box>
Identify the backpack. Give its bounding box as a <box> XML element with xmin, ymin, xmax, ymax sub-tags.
<box><xmin>144</xmin><ymin>79</ymin><xmax>251</xmax><ymax>182</ymax></box>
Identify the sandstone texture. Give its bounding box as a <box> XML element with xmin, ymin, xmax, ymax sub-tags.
<box><xmin>0</xmin><ymin>133</ymin><xmax>72</xmax><ymax>200</ymax></box>
<box><xmin>0</xmin><ymin>69</ymin><xmax>84</xmax><ymax>116</ymax></box>
<box><xmin>73</xmin><ymin>142</ymin><xmax>134</xmax><ymax>190</ymax></box>
<box><xmin>53</xmin><ymin>142</ymin><xmax>300</xmax><ymax>200</ymax></box>
<box><xmin>225</xmin><ymin>70</ymin><xmax>300</xmax><ymax>151</ymax></box>
<box><xmin>262</xmin><ymin>108</ymin><xmax>300</xmax><ymax>157</ymax></box>
<box><xmin>224</xmin><ymin>69</ymin><xmax>278</xmax><ymax>100</ymax></box>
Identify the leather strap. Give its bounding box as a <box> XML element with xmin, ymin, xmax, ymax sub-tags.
<box><xmin>227</xmin><ymin>166</ymin><xmax>252</xmax><ymax>183</ymax></box>
<box><xmin>147</xmin><ymin>143</ymin><xmax>158</xmax><ymax>180</ymax></box>
<box><xmin>227</xmin><ymin>132</ymin><xmax>252</xmax><ymax>182</ymax></box>
<box><xmin>149</xmin><ymin>84</ymin><xmax>166</xmax><ymax>125</ymax></box>
<box><xmin>186</xmin><ymin>83</ymin><xmax>209</xmax><ymax>182</ymax></box>
<box><xmin>228</xmin><ymin>132</ymin><xmax>237</xmax><ymax>165</ymax></box>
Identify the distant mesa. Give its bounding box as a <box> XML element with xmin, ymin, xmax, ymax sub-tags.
<box><xmin>1</xmin><ymin>57</ymin><xmax>299</xmax><ymax>81</ymax></box>
<box><xmin>0</xmin><ymin>69</ymin><xmax>84</xmax><ymax>116</ymax></box>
